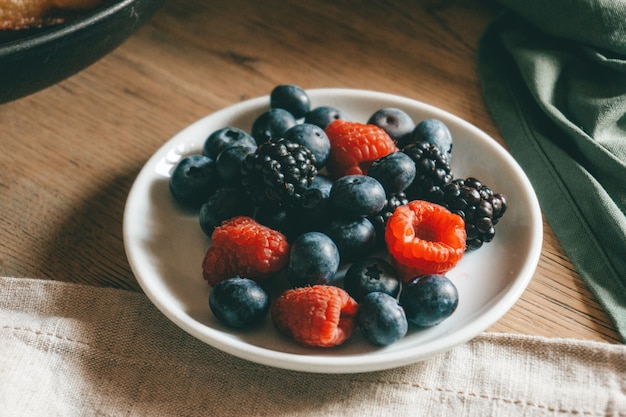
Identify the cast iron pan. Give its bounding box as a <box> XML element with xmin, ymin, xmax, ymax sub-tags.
<box><xmin>0</xmin><ymin>0</ymin><xmax>165</xmax><ymax>104</ymax></box>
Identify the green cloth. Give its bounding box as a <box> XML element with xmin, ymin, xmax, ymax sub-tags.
<box><xmin>478</xmin><ymin>0</ymin><xmax>626</xmax><ymax>342</ymax></box>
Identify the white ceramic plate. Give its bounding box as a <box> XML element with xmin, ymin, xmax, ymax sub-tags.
<box><xmin>123</xmin><ymin>88</ymin><xmax>543</xmax><ymax>373</ymax></box>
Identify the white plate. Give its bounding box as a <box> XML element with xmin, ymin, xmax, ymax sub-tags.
<box><xmin>123</xmin><ymin>88</ymin><xmax>543</xmax><ymax>373</ymax></box>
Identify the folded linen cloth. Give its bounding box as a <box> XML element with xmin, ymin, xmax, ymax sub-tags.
<box><xmin>0</xmin><ymin>276</ymin><xmax>624</xmax><ymax>417</ymax></box>
<box><xmin>478</xmin><ymin>0</ymin><xmax>626</xmax><ymax>341</ymax></box>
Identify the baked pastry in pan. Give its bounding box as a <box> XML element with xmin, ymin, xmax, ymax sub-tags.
<box><xmin>1</xmin><ymin>0</ymin><xmax>109</xmax><ymax>30</ymax></box>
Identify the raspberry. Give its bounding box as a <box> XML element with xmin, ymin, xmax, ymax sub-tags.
<box><xmin>385</xmin><ymin>200</ymin><xmax>466</xmax><ymax>280</ymax></box>
<box><xmin>202</xmin><ymin>216</ymin><xmax>289</xmax><ymax>286</ymax></box>
<box><xmin>271</xmin><ymin>285</ymin><xmax>359</xmax><ymax>348</ymax></box>
<box><xmin>324</xmin><ymin>120</ymin><xmax>398</xmax><ymax>178</ymax></box>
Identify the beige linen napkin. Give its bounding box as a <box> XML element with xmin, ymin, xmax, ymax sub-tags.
<box><xmin>1</xmin><ymin>276</ymin><xmax>624</xmax><ymax>417</ymax></box>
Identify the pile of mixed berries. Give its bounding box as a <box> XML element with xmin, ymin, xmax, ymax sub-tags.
<box><xmin>169</xmin><ymin>85</ymin><xmax>508</xmax><ymax>348</ymax></box>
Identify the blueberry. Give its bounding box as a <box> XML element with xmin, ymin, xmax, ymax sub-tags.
<box><xmin>209</xmin><ymin>277</ymin><xmax>270</xmax><ymax>328</ymax></box>
<box><xmin>284</xmin><ymin>123</ymin><xmax>331</xmax><ymax>168</ymax></box>
<box><xmin>309</xmin><ymin>174</ymin><xmax>333</xmax><ymax>196</ymax></box>
<box><xmin>304</xmin><ymin>106</ymin><xmax>347</xmax><ymax>129</ymax></box>
<box><xmin>253</xmin><ymin>176</ymin><xmax>332</xmax><ymax>240</ymax></box>
<box><xmin>295</xmin><ymin>190</ymin><xmax>331</xmax><ymax>234</ymax></box>
<box><xmin>367</xmin><ymin>108</ymin><xmax>415</xmax><ymax>142</ymax></box>
<box><xmin>323</xmin><ymin>217</ymin><xmax>377</xmax><ymax>261</ymax></box>
<box><xmin>294</xmin><ymin>174</ymin><xmax>334</xmax><ymax>232</ymax></box>
<box><xmin>357</xmin><ymin>292</ymin><xmax>408</xmax><ymax>346</ymax></box>
<box><xmin>368</xmin><ymin>152</ymin><xmax>416</xmax><ymax>194</ymax></box>
<box><xmin>169</xmin><ymin>155</ymin><xmax>220</xmax><ymax>208</ymax></box>
<box><xmin>216</xmin><ymin>145</ymin><xmax>255</xmax><ymax>185</ymax></box>
<box><xmin>288</xmin><ymin>232</ymin><xmax>340</xmax><ymax>287</ymax></box>
<box><xmin>254</xmin><ymin>205</ymin><xmax>305</xmax><ymax>242</ymax></box>
<box><xmin>402</xmin><ymin>119</ymin><xmax>453</xmax><ymax>160</ymax></box>
<box><xmin>270</xmin><ymin>84</ymin><xmax>311</xmax><ymax>119</ymax></box>
<box><xmin>255</xmin><ymin>205</ymin><xmax>292</xmax><ymax>236</ymax></box>
<box><xmin>399</xmin><ymin>274</ymin><xmax>459</xmax><ymax>327</ymax></box>
<box><xmin>329</xmin><ymin>175</ymin><xmax>387</xmax><ymax>218</ymax></box>
<box><xmin>251</xmin><ymin>108</ymin><xmax>297</xmax><ymax>144</ymax></box>
<box><xmin>344</xmin><ymin>257</ymin><xmax>401</xmax><ymax>302</ymax></box>
<box><xmin>199</xmin><ymin>187</ymin><xmax>254</xmax><ymax>236</ymax></box>
<box><xmin>202</xmin><ymin>127</ymin><xmax>257</xmax><ymax>160</ymax></box>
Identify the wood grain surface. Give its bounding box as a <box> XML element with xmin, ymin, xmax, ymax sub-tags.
<box><xmin>0</xmin><ymin>0</ymin><xmax>620</xmax><ymax>343</ymax></box>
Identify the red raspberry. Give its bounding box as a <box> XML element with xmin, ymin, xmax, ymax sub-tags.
<box><xmin>385</xmin><ymin>200</ymin><xmax>466</xmax><ymax>281</ymax></box>
<box><xmin>271</xmin><ymin>285</ymin><xmax>359</xmax><ymax>348</ymax></box>
<box><xmin>202</xmin><ymin>216</ymin><xmax>289</xmax><ymax>286</ymax></box>
<box><xmin>324</xmin><ymin>120</ymin><xmax>398</xmax><ymax>178</ymax></box>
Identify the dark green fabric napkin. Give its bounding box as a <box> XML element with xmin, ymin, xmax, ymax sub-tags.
<box><xmin>478</xmin><ymin>0</ymin><xmax>626</xmax><ymax>342</ymax></box>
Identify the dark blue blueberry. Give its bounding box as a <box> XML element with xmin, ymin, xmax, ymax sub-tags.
<box><xmin>343</xmin><ymin>257</ymin><xmax>401</xmax><ymax>302</ymax></box>
<box><xmin>209</xmin><ymin>277</ymin><xmax>270</xmax><ymax>328</ymax></box>
<box><xmin>202</xmin><ymin>127</ymin><xmax>257</xmax><ymax>160</ymax></box>
<box><xmin>304</xmin><ymin>106</ymin><xmax>347</xmax><ymax>129</ymax></box>
<box><xmin>295</xmin><ymin>190</ymin><xmax>331</xmax><ymax>233</ymax></box>
<box><xmin>270</xmin><ymin>84</ymin><xmax>311</xmax><ymax>119</ymax></box>
<box><xmin>216</xmin><ymin>145</ymin><xmax>255</xmax><ymax>185</ymax></box>
<box><xmin>310</xmin><ymin>174</ymin><xmax>333</xmax><ymax>196</ymax></box>
<box><xmin>367</xmin><ymin>108</ymin><xmax>415</xmax><ymax>142</ymax></box>
<box><xmin>254</xmin><ymin>205</ymin><xmax>303</xmax><ymax>242</ymax></box>
<box><xmin>251</xmin><ymin>108</ymin><xmax>297</xmax><ymax>144</ymax></box>
<box><xmin>284</xmin><ymin>123</ymin><xmax>331</xmax><ymax>168</ymax></box>
<box><xmin>402</xmin><ymin>119</ymin><xmax>453</xmax><ymax>160</ymax></box>
<box><xmin>255</xmin><ymin>205</ymin><xmax>291</xmax><ymax>233</ymax></box>
<box><xmin>294</xmin><ymin>174</ymin><xmax>334</xmax><ymax>232</ymax></box>
<box><xmin>357</xmin><ymin>292</ymin><xmax>408</xmax><ymax>346</ymax></box>
<box><xmin>287</xmin><ymin>232</ymin><xmax>340</xmax><ymax>287</ymax></box>
<box><xmin>199</xmin><ymin>187</ymin><xmax>254</xmax><ymax>236</ymax></box>
<box><xmin>323</xmin><ymin>217</ymin><xmax>377</xmax><ymax>261</ymax></box>
<box><xmin>169</xmin><ymin>155</ymin><xmax>220</xmax><ymax>208</ymax></box>
<box><xmin>329</xmin><ymin>175</ymin><xmax>386</xmax><ymax>218</ymax></box>
<box><xmin>399</xmin><ymin>274</ymin><xmax>459</xmax><ymax>327</ymax></box>
<box><xmin>368</xmin><ymin>152</ymin><xmax>416</xmax><ymax>194</ymax></box>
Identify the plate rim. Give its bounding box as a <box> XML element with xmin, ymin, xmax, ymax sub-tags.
<box><xmin>123</xmin><ymin>88</ymin><xmax>543</xmax><ymax>373</ymax></box>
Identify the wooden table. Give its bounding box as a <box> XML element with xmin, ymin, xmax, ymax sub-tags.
<box><xmin>1</xmin><ymin>0</ymin><xmax>620</xmax><ymax>344</ymax></box>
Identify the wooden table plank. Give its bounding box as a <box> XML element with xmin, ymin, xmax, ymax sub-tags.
<box><xmin>0</xmin><ymin>0</ymin><xmax>620</xmax><ymax>343</ymax></box>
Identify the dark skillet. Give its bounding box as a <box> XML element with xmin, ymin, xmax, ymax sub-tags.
<box><xmin>0</xmin><ymin>0</ymin><xmax>165</xmax><ymax>104</ymax></box>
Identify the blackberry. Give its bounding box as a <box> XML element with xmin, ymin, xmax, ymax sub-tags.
<box><xmin>368</xmin><ymin>192</ymin><xmax>408</xmax><ymax>246</ymax></box>
<box><xmin>241</xmin><ymin>137</ymin><xmax>317</xmax><ymax>208</ymax></box>
<box><xmin>402</xmin><ymin>142</ymin><xmax>452</xmax><ymax>203</ymax></box>
<box><xmin>441</xmin><ymin>177</ymin><xmax>508</xmax><ymax>251</ymax></box>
